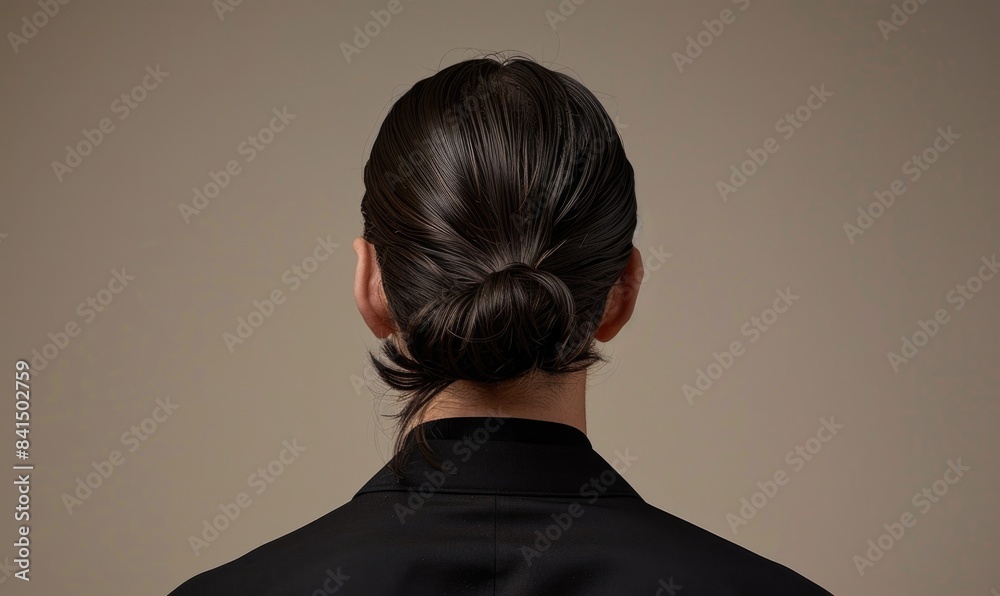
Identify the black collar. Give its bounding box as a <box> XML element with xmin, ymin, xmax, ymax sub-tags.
<box><xmin>354</xmin><ymin>417</ymin><xmax>643</xmax><ymax>500</ymax></box>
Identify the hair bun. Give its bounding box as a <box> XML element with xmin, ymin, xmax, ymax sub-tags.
<box><xmin>404</xmin><ymin>262</ymin><xmax>579</xmax><ymax>383</ymax></box>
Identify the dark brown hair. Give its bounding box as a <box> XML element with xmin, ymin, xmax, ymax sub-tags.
<box><xmin>359</xmin><ymin>53</ymin><xmax>638</xmax><ymax>478</ymax></box>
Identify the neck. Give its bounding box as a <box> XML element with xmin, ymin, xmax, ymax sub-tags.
<box><xmin>404</xmin><ymin>369</ymin><xmax>588</xmax><ymax>436</ymax></box>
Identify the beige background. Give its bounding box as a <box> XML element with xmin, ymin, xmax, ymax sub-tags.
<box><xmin>1</xmin><ymin>0</ymin><xmax>998</xmax><ymax>594</ymax></box>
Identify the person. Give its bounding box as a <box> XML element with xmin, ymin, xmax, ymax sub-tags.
<box><xmin>169</xmin><ymin>54</ymin><xmax>832</xmax><ymax>595</ymax></box>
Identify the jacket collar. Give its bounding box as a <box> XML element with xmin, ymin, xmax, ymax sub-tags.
<box><xmin>354</xmin><ymin>416</ymin><xmax>642</xmax><ymax>500</ymax></box>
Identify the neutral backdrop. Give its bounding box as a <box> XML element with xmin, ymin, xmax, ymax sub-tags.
<box><xmin>1</xmin><ymin>0</ymin><xmax>998</xmax><ymax>594</ymax></box>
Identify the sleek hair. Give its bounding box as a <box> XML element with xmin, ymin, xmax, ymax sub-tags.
<box><xmin>360</xmin><ymin>54</ymin><xmax>638</xmax><ymax>477</ymax></box>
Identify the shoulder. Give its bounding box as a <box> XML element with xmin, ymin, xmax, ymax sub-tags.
<box><xmin>612</xmin><ymin>499</ymin><xmax>833</xmax><ymax>594</ymax></box>
<box><xmin>166</xmin><ymin>497</ymin><xmax>372</xmax><ymax>595</ymax></box>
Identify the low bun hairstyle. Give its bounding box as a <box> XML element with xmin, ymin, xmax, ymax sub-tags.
<box><xmin>359</xmin><ymin>54</ymin><xmax>638</xmax><ymax>477</ymax></box>
<box><xmin>406</xmin><ymin>261</ymin><xmax>578</xmax><ymax>383</ymax></box>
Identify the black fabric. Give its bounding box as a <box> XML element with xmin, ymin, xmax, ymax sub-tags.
<box><xmin>169</xmin><ymin>416</ymin><xmax>833</xmax><ymax>595</ymax></box>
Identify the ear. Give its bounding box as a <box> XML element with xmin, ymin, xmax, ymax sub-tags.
<box><xmin>353</xmin><ymin>237</ymin><xmax>396</xmax><ymax>339</ymax></box>
<box><xmin>593</xmin><ymin>246</ymin><xmax>643</xmax><ymax>342</ymax></box>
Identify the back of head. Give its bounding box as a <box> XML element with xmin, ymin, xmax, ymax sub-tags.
<box><xmin>360</xmin><ymin>54</ymin><xmax>637</xmax><ymax>475</ymax></box>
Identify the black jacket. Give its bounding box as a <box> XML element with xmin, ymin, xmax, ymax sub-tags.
<box><xmin>168</xmin><ymin>416</ymin><xmax>833</xmax><ymax>595</ymax></box>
